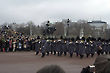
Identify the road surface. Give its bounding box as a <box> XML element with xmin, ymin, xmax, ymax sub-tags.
<box><xmin>0</xmin><ymin>52</ymin><xmax>97</xmax><ymax>73</ymax></box>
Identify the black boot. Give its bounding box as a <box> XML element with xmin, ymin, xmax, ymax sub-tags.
<box><xmin>59</xmin><ymin>52</ymin><xmax>63</xmax><ymax>56</ymax></box>
<box><xmin>80</xmin><ymin>55</ymin><xmax>84</xmax><ymax>59</ymax></box>
<box><xmin>64</xmin><ymin>52</ymin><xmax>67</xmax><ymax>56</ymax></box>
<box><xmin>58</xmin><ymin>52</ymin><xmax>60</xmax><ymax>56</ymax></box>
<box><xmin>70</xmin><ymin>53</ymin><xmax>73</xmax><ymax>58</ymax></box>
<box><xmin>97</xmin><ymin>51</ymin><xmax>100</xmax><ymax>56</ymax></box>
<box><xmin>76</xmin><ymin>53</ymin><xmax>78</xmax><ymax>57</ymax></box>
<box><xmin>46</xmin><ymin>52</ymin><xmax>49</xmax><ymax>56</ymax></box>
<box><xmin>36</xmin><ymin>51</ymin><xmax>39</xmax><ymax>55</ymax></box>
<box><xmin>51</xmin><ymin>51</ymin><xmax>53</xmax><ymax>54</ymax></box>
<box><xmin>54</xmin><ymin>51</ymin><xmax>56</xmax><ymax>55</ymax></box>
<box><xmin>41</xmin><ymin>53</ymin><xmax>45</xmax><ymax>58</ymax></box>
<box><xmin>105</xmin><ymin>52</ymin><xmax>108</xmax><ymax>55</ymax></box>
<box><xmin>86</xmin><ymin>54</ymin><xmax>89</xmax><ymax>58</ymax></box>
<box><xmin>91</xmin><ymin>54</ymin><xmax>94</xmax><ymax>57</ymax></box>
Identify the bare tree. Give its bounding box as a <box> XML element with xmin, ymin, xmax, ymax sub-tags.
<box><xmin>53</xmin><ymin>22</ymin><xmax>64</xmax><ymax>37</ymax></box>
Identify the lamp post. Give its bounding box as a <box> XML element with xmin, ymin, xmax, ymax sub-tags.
<box><xmin>66</xmin><ymin>19</ymin><xmax>70</xmax><ymax>37</ymax></box>
<box><xmin>46</xmin><ymin>21</ymin><xmax>50</xmax><ymax>35</ymax></box>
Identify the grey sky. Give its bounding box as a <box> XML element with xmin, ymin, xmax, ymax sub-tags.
<box><xmin>0</xmin><ymin>0</ymin><xmax>110</xmax><ymax>25</ymax></box>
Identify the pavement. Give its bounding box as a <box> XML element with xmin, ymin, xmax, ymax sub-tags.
<box><xmin>0</xmin><ymin>52</ymin><xmax>97</xmax><ymax>73</ymax></box>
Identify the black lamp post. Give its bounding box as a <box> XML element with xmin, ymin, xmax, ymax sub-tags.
<box><xmin>67</xmin><ymin>19</ymin><xmax>70</xmax><ymax>37</ymax></box>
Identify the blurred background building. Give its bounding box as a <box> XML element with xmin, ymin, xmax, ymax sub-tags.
<box><xmin>88</xmin><ymin>20</ymin><xmax>108</xmax><ymax>38</ymax></box>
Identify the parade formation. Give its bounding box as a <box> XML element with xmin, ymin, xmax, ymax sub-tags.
<box><xmin>35</xmin><ymin>37</ymin><xmax>110</xmax><ymax>58</ymax></box>
<box><xmin>0</xmin><ymin>34</ymin><xmax>110</xmax><ymax>59</ymax></box>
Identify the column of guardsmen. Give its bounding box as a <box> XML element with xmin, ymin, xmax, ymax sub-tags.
<box><xmin>35</xmin><ymin>37</ymin><xmax>110</xmax><ymax>58</ymax></box>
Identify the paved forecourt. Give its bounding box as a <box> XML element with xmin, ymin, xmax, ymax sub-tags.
<box><xmin>0</xmin><ymin>52</ymin><xmax>97</xmax><ymax>73</ymax></box>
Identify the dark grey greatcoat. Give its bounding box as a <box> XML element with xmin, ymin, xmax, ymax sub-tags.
<box><xmin>85</xmin><ymin>42</ymin><xmax>91</xmax><ymax>54</ymax></box>
<box><xmin>68</xmin><ymin>42</ymin><xmax>75</xmax><ymax>54</ymax></box>
<box><xmin>35</xmin><ymin>41</ymin><xmax>41</xmax><ymax>52</ymax></box>
<box><xmin>78</xmin><ymin>43</ymin><xmax>85</xmax><ymax>55</ymax></box>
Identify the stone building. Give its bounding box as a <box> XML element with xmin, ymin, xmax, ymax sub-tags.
<box><xmin>88</xmin><ymin>20</ymin><xmax>108</xmax><ymax>38</ymax></box>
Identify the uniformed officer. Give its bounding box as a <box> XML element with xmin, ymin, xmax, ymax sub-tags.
<box><xmin>108</xmin><ymin>40</ymin><xmax>110</xmax><ymax>54</ymax></box>
<box><xmin>56</xmin><ymin>39</ymin><xmax>62</xmax><ymax>56</ymax></box>
<box><xmin>75</xmin><ymin>40</ymin><xmax>80</xmax><ymax>57</ymax></box>
<box><xmin>90</xmin><ymin>41</ymin><xmax>95</xmax><ymax>57</ymax></box>
<box><xmin>41</xmin><ymin>38</ymin><xmax>46</xmax><ymax>57</ymax></box>
<box><xmin>85</xmin><ymin>41</ymin><xmax>91</xmax><ymax>58</ymax></box>
<box><xmin>96</xmin><ymin>39</ymin><xmax>102</xmax><ymax>56</ymax></box>
<box><xmin>68</xmin><ymin>41</ymin><xmax>75</xmax><ymax>57</ymax></box>
<box><xmin>52</xmin><ymin>40</ymin><xmax>57</xmax><ymax>55</ymax></box>
<box><xmin>35</xmin><ymin>40</ymin><xmax>41</xmax><ymax>55</ymax></box>
<box><xmin>78</xmin><ymin>40</ymin><xmax>85</xmax><ymax>58</ymax></box>
<box><xmin>63</xmin><ymin>40</ymin><xmax>68</xmax><ymax>56</ymax></box>
<box><xmin>45</xmin><ymin>40</ymin><xmax>51</xmax><ymax>56</ymax></box>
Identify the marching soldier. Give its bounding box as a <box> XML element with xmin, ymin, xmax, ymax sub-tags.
<box><xmin>45</xmin><ymin>40</ymin><xmax>51</xmax><ymax>56</ymax></box>
<box><xmin>63</xmin><ymin>40</ymin><xmax>68</xmax><ymax>56</ymax></box>
<box><xmin>35</xmin><ymin>40</ymin><xmax>41</xmax><ymax>55</ymax></box>
<box><xmin>85</xmin><ymin>42</ymin><xmax>91</xmax><ymax>58</ymax></box>
<box><xmin>75</xmin><ymin>40</ymin><xmax>80</xmax><ymax>57</ymax></box>
<box><xmin>50</xmin><ymin>40</ymin><xmax>54</xmax><ymax>55</ymax></box>
<box><xmin>90</xmin><ymin>41</ymin><xmax>95</xmax><ymax>57</ymax></box>
<box><xmin>108</xmin><ymin>40</ymin><xmax>110</xmax><ymax>54</ymax></box>
<box><xmin>41</xmin><ymin>39</ymin><xmax>46</xmax><ymax>57</ymax></box>
<box><xmin>78</xmin><ymin>40</ymin><xmax>85</xmax><ymax>59</ymax></box>
<box><xmin>57</xmin><ymin>40</ymin><xmax>62</xmax><ymax>56</ymax></box>
<box><xmin>68</xmin><ymin>41</ymin><xmax>75</xmax><ymax>57</ymax></box>
<box><xmin>59</xmin><ymin>40</ymin><xmax>64</xmax><ymax>56</ymax></box>
<box><xmin>52</xmin><ymin>40</ymin><xmax>57</xmax><ymax>55</ymax></box>
<box><xmin>96</xmin><ymin>40</ymin><xmax>102</xmax><ymax>56</ymax></box>
<box><xmin>101</xmin><ymin>40</ymin><xmax>107</xmax><ymax>54</ymax></box>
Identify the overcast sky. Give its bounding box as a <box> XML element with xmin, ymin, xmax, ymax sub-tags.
<box><xmin>0</xmin><ymin>0</ymin><xmax>110</xmax><ymax>25</ymax></box>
